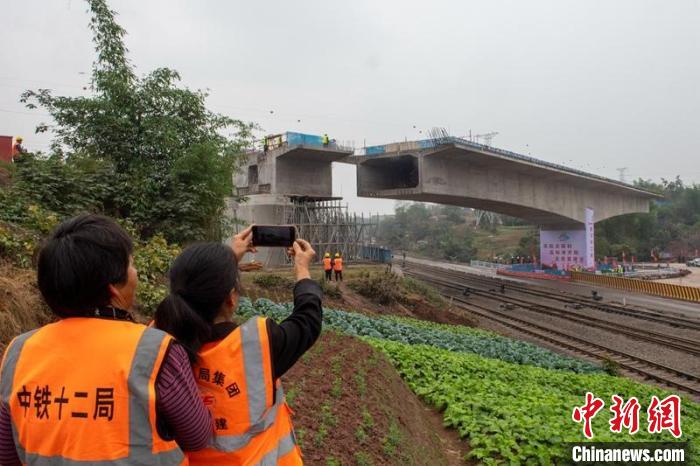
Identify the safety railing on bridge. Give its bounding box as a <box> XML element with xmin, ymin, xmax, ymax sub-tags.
<box><xmin>570</xmin><ymin>271</ymin><xmax>700</xmax><ymax>303</ymax></box>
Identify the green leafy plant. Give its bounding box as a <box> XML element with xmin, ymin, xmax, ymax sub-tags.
<box><xmin>238</xmin><ymin>298</ymin><xmax>602</xmax><ymax>372</ymax></box>
<box><xmin>369</xmin><ymin>339</ymin><xmax>700</xmax><ymax>464</ymax></box>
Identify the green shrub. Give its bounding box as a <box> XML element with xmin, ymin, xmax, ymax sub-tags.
<box><xmin>0</xmin><ymin>223</ymin><xmax>39</xmax><ymax>268</ymax></box>
<box><xmin>401</xmin><ymin>276</ymin><xmax>444</xmax><ymax>306</ymax></box>
<box><xmin>601</xmin><ymin>355</ymin><xmax>620</xmax><ymax>376</ymax></box>
<box><xmin>320</xmin><ymin>279</ymin><xmax>342</xmax><ymax>299</ymax></box>
<box><xmin>348</xmin><ymin>271</ymin><xmax>405</xmax><ymax>305</ymax></box>
<box><xmin>252</xmin><ymin>273</ymin><xmax>293</xmax><ymax>289</ymax></box>
<box><xmin>132</xmin><ymin>233</ymin><xmax>180</xmax><ymax>317</ymax></box>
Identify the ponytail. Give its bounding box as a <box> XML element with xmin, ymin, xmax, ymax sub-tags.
<box><xmin>154</xmin><ymin>242</ymin><xmax>240</xmax><ymax>363</ymax></box>
<box><xmin>155</xmin><ymin>293</ymin><xmax>211</xmax><ymax>363</ymax></box>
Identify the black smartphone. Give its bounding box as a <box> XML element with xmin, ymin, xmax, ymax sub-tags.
<box><xmin>251</xmin><ymin>225</ymin><xmax>296</xmax><ymax>247</ymax></box>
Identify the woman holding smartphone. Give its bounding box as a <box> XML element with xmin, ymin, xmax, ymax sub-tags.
<box><xmin>154</xmin><ymin>226</ymin><xmax>321</xmax><ymax>465</ymax></box>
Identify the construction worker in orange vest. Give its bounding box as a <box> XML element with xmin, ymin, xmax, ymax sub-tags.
<box><xmin>333</xmin><ymin>252</ymin><xmax>343</xmax><ymax>282</ymax></box>
<box><xmin>155</xmin><ymin>226</ymin><xmax>319</xmax><ymax>465</ymax></box>
<box><xmin>323</xmin><ymin>252</ymin><xmax>333</xmax><ymax>281</ymax></box>
<box><xmin>0</xmin><ymin>215</ymin><xmax>209</xmax><ymax>465</ymax></box>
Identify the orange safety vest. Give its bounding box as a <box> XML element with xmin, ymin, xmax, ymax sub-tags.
<box><xmin>322</xmin><ymin>257</ymin><xmax>332</xmax><ymax>271</ymax></box>
<box><xmin>333</xmin><ymin>257</ymin><xmax>343</xmax><ymax>272</ymax></box>
<box><xmin>187</xmin><ymin>317</ymin><xmax>302</xmax><ymax>466</ymax></box>
<box><xmin>0</xmin><ymin>318</ymin><xmax>186</xmax><ymax>465</ymax></box>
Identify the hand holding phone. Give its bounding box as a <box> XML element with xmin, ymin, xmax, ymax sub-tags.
<box><xmin>287</xmin><ymin>239</ymin><xmax>316</xmax><ymax>281</ymax></box>
<box><xmin>230</xmin><ymin>225</ymin><xmax>257</xmax><ymax>262</ymax></box>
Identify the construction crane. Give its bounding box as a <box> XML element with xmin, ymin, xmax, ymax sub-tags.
<box><xmin>474</xmin><ymin>132</ymin><xmax>499</xmax><ymax>146</ymax></box>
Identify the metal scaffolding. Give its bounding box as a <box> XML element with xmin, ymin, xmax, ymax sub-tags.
<box><xmin>277</xmin><ymin>197</ymin><xmax>379</xmax><ymax>262</ymax></box>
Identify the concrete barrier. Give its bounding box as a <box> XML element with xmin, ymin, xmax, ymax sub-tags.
<box><xmin>570</xmin><ymin>271</ymin><xmax>700</xmax><ymax>303</ymax></box>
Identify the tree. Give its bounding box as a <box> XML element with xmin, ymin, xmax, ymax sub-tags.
<box><xmin>19</xmin><ymin>0</ymin><xmax>255</xmax><ymax>242</ymax></box>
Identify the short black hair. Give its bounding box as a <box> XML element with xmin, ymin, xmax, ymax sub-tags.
<box><xmin>37</xmin><ymin>214</ymin><xmax>134</xmax><ymax>317</ymax></box>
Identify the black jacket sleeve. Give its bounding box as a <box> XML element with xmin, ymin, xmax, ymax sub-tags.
<box><xmin>266</xmin><ymin>278</ymin><xmax>323</xmax><ymax>379</ymax></box>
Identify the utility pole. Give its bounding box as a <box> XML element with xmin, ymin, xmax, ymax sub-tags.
<box><xmin>616</xmin><ymin>167</ymin><xmax>628</xmax><ymax>183</ymax></box>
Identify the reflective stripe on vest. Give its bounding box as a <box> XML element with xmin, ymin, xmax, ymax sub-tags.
<box><xmin>241</xmin><ymin>318</ymin><xmax>268</xmax><ymax>423</ymax></box>
<box><xmin>211</xmin><ymin>384</ymin><xmax>285</xmax><ymax>452</ymax></box>
<box><xmin>254</xmin><ymin>432</ymin><xmax>296</xmax><ymax>466</ymax></box>
<box><xmin>188</xmin><ymin>317</ymin><xmax>302</xmax><ymax>465</ymax></box>
<box><xmin>0</xmin><ymin>324</ymin><xmax>185</xmax><ymax>466</ymax></box>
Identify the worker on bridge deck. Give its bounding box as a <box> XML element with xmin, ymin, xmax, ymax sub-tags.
<box><xmin>333</xmin><ymin>252</ymin><xmax>343</xmax><ymax>281</ymax></box>
<box><xmin>322</xmin><ymin>133</ymin><xmax>330</xmax><ymax>146</ymax></box>
<box><xmin>323</xmin><ymin>252</ymin><xmax>333</xmax><ymax>281</ymax></box>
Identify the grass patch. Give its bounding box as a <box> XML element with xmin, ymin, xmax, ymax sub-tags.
<box><xmin>382</xmin><ymin>419</ymin><xmax>402</xmax><ymax>457</ymax></box>
<box><xmin>354</xmin><ymin>369</ymin><xmax>367</xmax><ymax>398</ymax></box>
<box><xmin>354</xmin><ymin>451</ymin><xmax>374</xmax><ymax>466</ymax></box>
<box><xmin>331</xmin><ymin>376</ymin><xmax>342</xmax><ymax>398</ymax></box>
<box><xmin>314</xmin><ymin>400</ymin><xmax>338</xmax><ymax>447</ymax></box>
<box><xmin>355</xmin><ymin>425</ymin><xmax>368</xmax><ymax>444</ymax></box>
<box><xmin>295</xmin><ymin>428</ymin><xmax>306</xmax><ymax>450</ymax></box>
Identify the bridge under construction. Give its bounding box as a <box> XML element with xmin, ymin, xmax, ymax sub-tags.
<box><xmin>229</xmin><ymin>131</ymin><xmax>658</xmax><ymax>268</ymax></box>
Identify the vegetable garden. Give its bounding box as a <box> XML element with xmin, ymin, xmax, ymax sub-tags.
<box><xmin>239</xmin><ymin>298</ymin><xmax>700</xmax><ymax>464</ymax></box>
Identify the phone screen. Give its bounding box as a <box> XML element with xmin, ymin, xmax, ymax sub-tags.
<box><xmin>251</xmin><ymin>225</ymin><xmax>296</xmax><ymax>247</ymax></box>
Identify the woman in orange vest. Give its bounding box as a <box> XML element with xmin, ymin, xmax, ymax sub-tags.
<box><xmin>323</xmin><ymin>252</ymin><xmax>333</xmax><ymax>281</ymax></box>
<box><xmin>154</xmin><ymin>226</ymin><xmax>320</xmax><ymax>465</ymax></box>
<box><xmin>333</xmin><ymin>252</ymin><xmax>343</xmax><ymax>282</ymax></box>
<box><xmin>0</xmin><ymin>214</ymin><xmax>213</xmax><ymax>466</ymax></box>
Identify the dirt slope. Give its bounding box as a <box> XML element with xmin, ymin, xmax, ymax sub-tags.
<box><xmin>0</xmin><ymin>264</ymin><xmax>52</xmax><ymax>352</ymax></box>
<box><xmin>283</xmin><ymin>331</ymin><xmax>468</xmax><ymax>465</ymax></box>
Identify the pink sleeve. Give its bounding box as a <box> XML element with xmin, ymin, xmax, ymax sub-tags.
<box><xmin>0</xmin><ymin>402</ymin><xmax>21</xmax><ymax>466</ymax></box>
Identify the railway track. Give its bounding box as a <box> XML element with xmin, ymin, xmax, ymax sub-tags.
<box><xmin>405</xmin><ymin>267</ymin><xmax>700</xmax><ymax>356</ymax></box>
<box><xmin>403</xmin><ymin>267</ymin><xmax>700</xmax><ymax>399</ymax></box>
<box><xmin>407</xmin><ymin>263</ymin><xmax>700</xmax><ymax>331</ymax></box>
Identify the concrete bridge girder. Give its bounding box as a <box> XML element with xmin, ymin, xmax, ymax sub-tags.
<box><xmin>355</xmin><ymin>144</ymin><xmax>656</xmax><ymax>227</ymax></box>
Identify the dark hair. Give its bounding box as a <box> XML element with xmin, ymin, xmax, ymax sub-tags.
<box><xmin>155</xmin><ymin>242</ymin><xmax>240</xmax><ymax>362</ymax></box>
<box><xmin>37</xmin><ymin>214</ymin><xmax>134</xmax><ymax>317</ymax></box>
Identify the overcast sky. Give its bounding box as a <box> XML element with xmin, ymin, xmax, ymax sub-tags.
<box><xmin>2</xmin><ymin>0</ymin><xmax>699</xmax><ymax>215</ymax></box>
